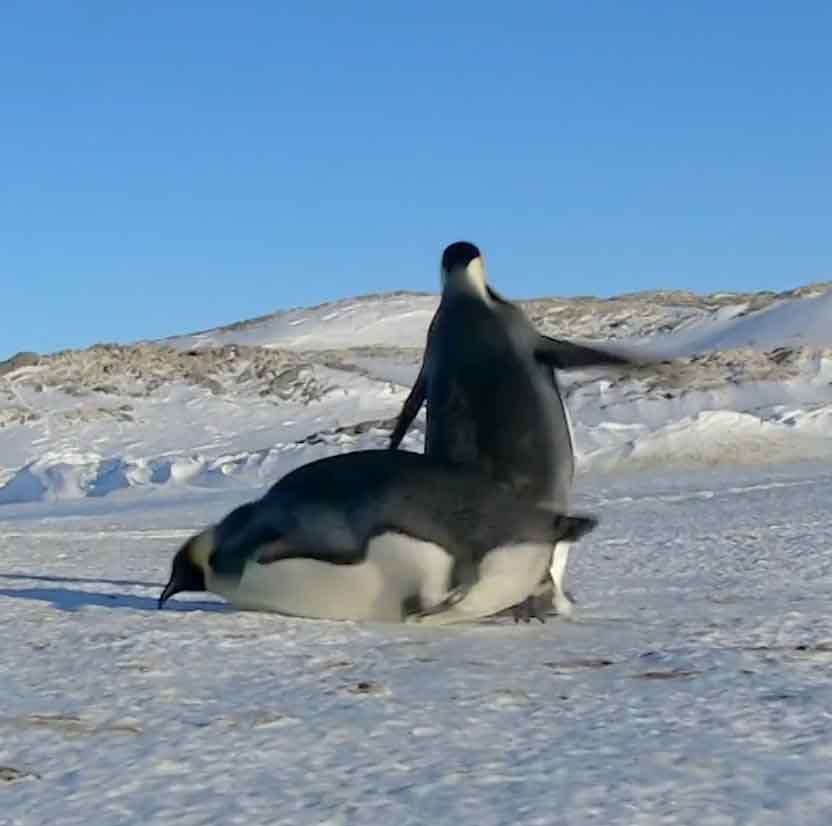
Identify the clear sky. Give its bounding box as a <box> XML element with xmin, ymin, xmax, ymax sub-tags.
<box><xmin>2</xmin><ymin>2</ymin><xmax>831</xmax><ymax>358</ymax></box>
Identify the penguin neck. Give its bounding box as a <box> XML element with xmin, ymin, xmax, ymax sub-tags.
<box><xmin>442</xmin><ymin>258</ymin><xmax>491</xmax><ymax>303</ymax></box>
<box><xmin>189</xmin><ymin>528</ymin><xmax>215</xmax><ymax>569</ymax></box>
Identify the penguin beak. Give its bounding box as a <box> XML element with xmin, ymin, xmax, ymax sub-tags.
<box><xmin>158</xmin><ymin>541</ymin><xmax>207</xmax><ymax>608</ymax></box>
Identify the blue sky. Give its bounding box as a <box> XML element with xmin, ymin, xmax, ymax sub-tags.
<box><xmin>2</xmin><ymin>2</ymin><xmax>830</xmax><ymax>358</ymax></box>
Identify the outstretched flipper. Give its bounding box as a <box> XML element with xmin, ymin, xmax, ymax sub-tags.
<box><xmin>534</xmin><ymin>334</ymin><xmax>647</xmax><ymax>370</ymax></box>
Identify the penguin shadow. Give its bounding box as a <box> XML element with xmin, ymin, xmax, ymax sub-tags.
<box><xmin>0</xmin><ymin>572</ymin><xmax>159</xmax><ymax>589</ymax></box>
<box><xmin>0</xmin><ymin>572</ymin><xmax>228</xmax><ymax>614</ymax></box>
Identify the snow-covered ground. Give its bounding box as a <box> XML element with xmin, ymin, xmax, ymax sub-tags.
<box><xmin>1</xmin><ymin>282</ymin><xmax>831</xmax><ymax>822</ymax></box>
<box><xmin>2</xmin><ymin>461</ymin><xmax>831</xmax><ymax>824</ymax></box>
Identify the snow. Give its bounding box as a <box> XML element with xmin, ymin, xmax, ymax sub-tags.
<box><xmin>2</xmin><ymin>461</ymin><xmax>832</xmax><ymax>824</ymax></box>
<box><xmin>1</xmin><ymin>282</ymin><xmax>832</xmax><ymax>822</ymax></box>
<box><xmin>646</xmin><ymin>287</ymin><xmax>832</xmax><ymax>357</ymax></box>
<box><xmin>3</xmin><ymin>284</ymin><xmax>832</xmax><ymax>505</ymax></box>
<box><xmin>171</xmin><ymin>292</ymin><xmax>439</xmax><ymax>351</ymax></box>
<box><xmin>169</xmin><ymin>281</ymin><xmax>832</xmax><ymax>359</ymax></box>
<box><xmin>0</xmin><ymin>362</ymin><xmax>411</xmax><ymax>503</ymax></box>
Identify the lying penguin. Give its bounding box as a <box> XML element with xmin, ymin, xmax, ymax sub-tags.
<box><xmin>159</xmin><ymin>449</ymin><xmax>598</xmax><ymax>624</ymax></box>
<box><xmin>389</xmin><ymin>240</ymin><xmax>648</xmax><ymax>621</ymax></box>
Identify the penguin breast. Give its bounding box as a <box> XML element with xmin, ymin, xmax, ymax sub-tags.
<box><xmin>204</xmin><ymin>533</ymin><xmax>456</xmax><ymax>623</ymax></box>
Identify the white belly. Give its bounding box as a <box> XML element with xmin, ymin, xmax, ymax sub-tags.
<box><xmin>412</xmin><ymin>542</ymin><xmax>553</xmax><ymax>626</ymax></box>
<box><xmin>205</xmin><ymin>532</ymin><xmax>455</xmax><ymax>622</ymax></box>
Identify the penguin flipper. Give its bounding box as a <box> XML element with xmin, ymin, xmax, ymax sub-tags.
<box><xmin>208</xmin><ymin>503</ymin><xmax>366</xmax><ymax>576</ymax></box>
<box><xmin>388</xmin><ymin>367</ymin><xmax>426</xmax><ymax>449</ymax></box>
<box><xmin>534</xmin><ymin>334</ymin><xmax>642</xmax><ymax>370</ymax></box>
<box><xmin>389</xmin><ymin>312</ymin><xmax>441</xmax><ymax>449</ymax></box>
<box><xmin>254</xmin><ymin>538</ymin><xmax>366</xmax><ymax>567</ymax></box>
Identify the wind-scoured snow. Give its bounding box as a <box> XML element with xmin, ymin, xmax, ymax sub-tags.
<box><xmin>171</xmin><ymin>292</ymin><xmax>440</xmax><ymax>351</ymax></box>
<box><xmin>646</xmin><ymin>286</ymin><xmax>832</xmax><ymax>357</ymax></box>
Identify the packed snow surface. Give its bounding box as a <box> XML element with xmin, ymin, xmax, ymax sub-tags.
<box><xmin>2</xmin><ymin>461</ymin><xmax>831</xmax><ymax>824</ymax></box>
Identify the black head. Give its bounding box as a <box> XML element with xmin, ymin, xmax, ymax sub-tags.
<box><xmin>441</xmin><ymin>241</ymin><xmax>481</xmax><ymax>273</ymax></box>
<box><xmin>158</xmin><ymin>538</ymin><xmax>208</xmax><ymax>608</ymax></box>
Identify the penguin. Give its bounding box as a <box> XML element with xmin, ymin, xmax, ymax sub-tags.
<box><xmin>158</xmin><ymin>449</ymin><xmax>597</xmax><ymax>625</ymax></box>
<box><xmin>388</xmin><ymin>240</ymin><xmax>648</xmax><ymax>620</ymax></box>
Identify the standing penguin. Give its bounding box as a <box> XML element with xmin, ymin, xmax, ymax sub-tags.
<box><xmin>389</xmin><ymin>241</ymin><xmax>645</xmax><ymax>620</ymax></box>
<box><xmin>159</xmin><ymin>449</ymin><xmax>598</xmax><ymax>625</ymax></box>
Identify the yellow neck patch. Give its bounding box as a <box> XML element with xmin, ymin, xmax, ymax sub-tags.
<box><xmin>188</xmin><ymin>528</ymin><xmax>215</xmax><ymax>570</ymax></box>
<box><xmin>443</xmin><ymin>257</ymin><xmax>491</xmax><ymax>303</ymax></box>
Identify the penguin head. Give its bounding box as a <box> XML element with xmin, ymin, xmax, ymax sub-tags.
<box><xmin>440</xmin><ymin>241</ymin><xmax>489</xmax><ymax>299</ymax></box>
<box><xmin>158</xmin><ymin>529</ymin><xmax>212</xmax><ymax>608</ymax></box>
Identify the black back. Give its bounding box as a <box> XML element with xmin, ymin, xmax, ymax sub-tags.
<box><xmin>210</xmin><ymin>450</ymin><xmax>596</xmax><ymax>575</ymax></box>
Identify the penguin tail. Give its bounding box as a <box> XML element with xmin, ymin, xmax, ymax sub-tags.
<box><xmin>552</xmin><ymin>513</ymin><xmax>599</xmax><ymax>543</ymax></box>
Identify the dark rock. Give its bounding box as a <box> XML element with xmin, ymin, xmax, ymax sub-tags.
<box><xmin>0</xmin><ymin>351</ymin><xmax>40</xmax><ymax>376</ymax></box>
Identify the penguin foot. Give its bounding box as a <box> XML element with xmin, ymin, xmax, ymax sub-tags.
<box><xmin>510</xmin><ymin>577</ymin><xmax>556</xmax><ymax>624</ymax></box>
<box><xmin>510</xmin><ymin>595</ymin><xmax>548</xmax><ymax>624</ymax></box>
<box><xmin>505</xmin><ymin>584</ymin><xmax>577</xmax><ymax>622</ymax></box>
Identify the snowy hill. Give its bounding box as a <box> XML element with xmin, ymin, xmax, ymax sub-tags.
<box><xmin>1</xmin><ymin>281</ymin><xmax>831</xmax><ymax>505</ymax></box>
<box><xmin>645</xmin><ymin>284</ymin><xmax>832</xmax><ymax>357</ymax></box>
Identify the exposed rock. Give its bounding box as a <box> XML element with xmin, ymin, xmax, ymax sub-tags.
<box><xmin>0</xmin><ymin>351</ymin><xmax>40</xmax><ymax>376</ymax></box>
<box><xmin>2</xmin><ymin>343</ymin><xmax>325</xmax><ymax>404</ymax></box>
